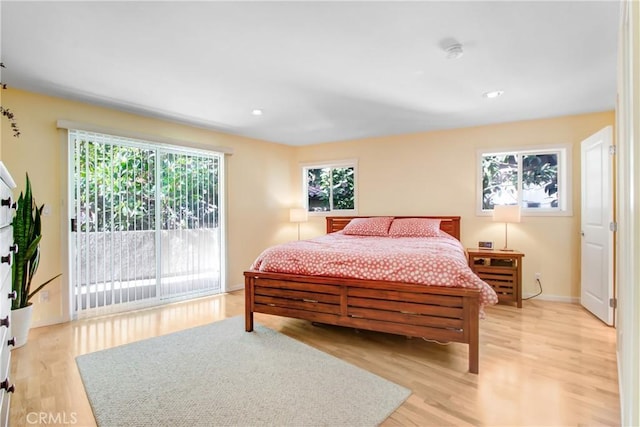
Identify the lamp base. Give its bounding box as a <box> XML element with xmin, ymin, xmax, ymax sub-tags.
<box><xmin>500</xmin><ymin>248</ymin><xmax>515</xmax><ymax>252</ymax></box>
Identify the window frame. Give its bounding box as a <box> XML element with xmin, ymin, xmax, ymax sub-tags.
<box><xmin>301</xmin><ymin>159</ymin><xmax>358</xmax><ymax>216</ymax></box>
<box><xmin>476</xmin><ymin>144</ymin><xmax>573</xmax><ymax>217</ymax></box>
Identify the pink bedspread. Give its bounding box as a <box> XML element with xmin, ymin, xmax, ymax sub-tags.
<box><xmin>251</xmin><ymin>231</ymin><xmax>498</xmax><ymax>312</ymax></box>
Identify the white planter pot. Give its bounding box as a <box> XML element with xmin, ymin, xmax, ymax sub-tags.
<box><xmin>11</xmin><ymin>304</ymin><xmax>33</xmax><ymax>349</ymax></box>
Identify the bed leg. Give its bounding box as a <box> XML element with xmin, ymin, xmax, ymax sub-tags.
<box><xmin>465</xmin><ymin>295</ymin><xmax>480</xmax><ymax>374</ymax></box>
<box><xmin>245</xmin><ymin>275</ymin><xmax>254</xmax><ymax>332</ymax></box>
<box><xmin>469</xmin><ymin>341</ymin><xmax>479</xmax><ymax>374</ymax></box>
<box><xmin>246</xmin><ymin>311</ymin><xmax>254</xmax><ymax>332</ymax></box>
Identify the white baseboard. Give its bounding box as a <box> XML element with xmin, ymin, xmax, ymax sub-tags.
<box><xmin>523</xmin><ymin>293</ymin><xmax>579</xmax><ymax>304</ymax></box>
<box><xmin>31</xmin><ymin>315</ymin><xmax>68</xmax><ymax>329</ymax></box>
<box><xmin>226</xmin><ymin>283</ymin><xmax>244</xmax><ymax>292</ymax></box>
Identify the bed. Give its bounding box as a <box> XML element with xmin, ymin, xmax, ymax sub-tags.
<box><xmin>244</xmin><ymin>215</ymin><xmax>497</xmax><ymax>374</ymax></box>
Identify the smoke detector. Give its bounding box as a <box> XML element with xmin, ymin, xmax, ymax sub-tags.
<box><xmin>445</xmin><ymin>43</ymin><xmax>464</xmax><ymax>60</ymax></box>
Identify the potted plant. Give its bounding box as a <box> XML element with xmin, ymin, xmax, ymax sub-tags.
<box><xmin>11</xmin><ymin>174</ymin><xmax>60</xmax><ymax>348</ymax></box>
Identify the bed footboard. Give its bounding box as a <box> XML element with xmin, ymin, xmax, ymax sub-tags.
<box><xmin>244</xmin><ymin>270</ymin><xmax>481</xmax><ymax>374</ymax></box>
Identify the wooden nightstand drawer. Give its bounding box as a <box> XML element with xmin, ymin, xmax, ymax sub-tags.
<box><xmin>467</xmin><ymin>248</ymin><xmax>524</xmax><ymax>308</ymax></box>
<box><xmin>475</xmin><ymin>266</ymin><xmax>517</xmax><ymax>300</ymax></box>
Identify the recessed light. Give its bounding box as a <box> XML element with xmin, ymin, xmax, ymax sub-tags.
<box><xmin>251</xmin><ymin>109</ymin><xmax>263</xmax><ymax>116</ymax></box>
<box><xmin>483</xmin><ymin>90</ymin><xmax>504</xmax><ymax>99</ymax></box>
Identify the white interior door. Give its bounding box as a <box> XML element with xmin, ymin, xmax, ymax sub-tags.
<box><xmin>580</xmin><ymin>126</ymin><xmax>614</xmax><ymax>325</ymax></box>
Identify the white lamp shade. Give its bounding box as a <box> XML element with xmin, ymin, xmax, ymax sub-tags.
<box><xmin>289</xmin><ymin>208</ymin><xmax>308</xmax><ymax>223</ymax></box>
<box><xmin>492</xmin><ymin>204</ymin><xmax>521</xmax><ymax>223</ymax></box>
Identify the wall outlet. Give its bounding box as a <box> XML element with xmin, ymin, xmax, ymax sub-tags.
<box><xmin>39</xmin><ymin>290</ymin><xmax>49</xmax><ymax>302</ymax></box>
<box><xmin>535</xmin><ymin>272</ymin><xmax>542</xmax><ymax>280</ymax></box>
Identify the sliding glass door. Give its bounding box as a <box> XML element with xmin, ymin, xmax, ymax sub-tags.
<box><xmin>158</xmin><ymin>150</ymin><xmax>221</xmax><ymax>299</ymax></box>
<box><xmin>69</xmin><ymin>130</ymin><xmax>223</xmax><ymax>318</ymax></box>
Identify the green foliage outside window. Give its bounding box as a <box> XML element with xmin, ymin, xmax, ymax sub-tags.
<box><xmin>482</xmin><ymin>152</ymin><xmax>558</xmax><ymax>210</ymax></box>
<box><xmin>482</xmin><ymin>155</ymin><xmax>518</xmax><ymax>209</ymax></box>
<box><xmin>307</xmin><ymin>166</ymin><xmax>354</xmax><ymax>212</ymax></box>
<box><xmin>75</xmin><ymin>139</ymin><xmax>219</xmax><ymax>232</ymax></box>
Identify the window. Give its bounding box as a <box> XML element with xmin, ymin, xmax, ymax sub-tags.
<box><xmin>302</xmin><ymin>160</ymin><xmax>357</xmax><ymax>214</ymax></box>
<box><xmin>478</xmin><ymin>145</ymin><xmax>571</xmax><ymax>215</ymax></box>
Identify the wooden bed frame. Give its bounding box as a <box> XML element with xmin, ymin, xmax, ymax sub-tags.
<box><xmin>244</xmin><ymin>215</ymin><xmax>482</xmax><ymax>374</ymax></box>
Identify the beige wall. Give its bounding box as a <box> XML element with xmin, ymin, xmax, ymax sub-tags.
<box><xmin>293</xmin><ymin>111</ymin><xmax>615</xmax><ymax>300</ymax></box>
<box><xmin>1</xmin><ymin>88</ymin><xmax>296</xmax><ymax>326</ymax></box>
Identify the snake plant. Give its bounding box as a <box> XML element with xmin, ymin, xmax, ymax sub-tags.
<box><xmin>11</xmin><ymin>174</ymin><xmax>60</xmax><ymax>310</ymax></box>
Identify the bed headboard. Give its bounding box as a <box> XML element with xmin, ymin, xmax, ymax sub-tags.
<box><xmin>326</xmin><ymin>216</ymin><xmax>461</xmax><ymax>240</ymax></box>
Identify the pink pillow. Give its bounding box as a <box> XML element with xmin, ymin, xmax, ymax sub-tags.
<box><xmin>388</xmin><ymin>218</ymin><xmax>441</xmax><ymax>237</ymax></box>
<box><xmin>342</xmin><ymin>217</ymin><xmax>393</xmax><ymax>236</ymax></box>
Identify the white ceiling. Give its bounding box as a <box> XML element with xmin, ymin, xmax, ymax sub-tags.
<box><xmin>1</xmin><ymin>1</ymin><xmax>619</xmax><ymax>146</ymax></box>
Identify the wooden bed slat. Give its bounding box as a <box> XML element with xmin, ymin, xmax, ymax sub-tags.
<box><xmin>347</xmin><ymin>307</ymin><xmax>464</xmax><ymax>329</ymax></box>
<box><xmin>255</xmin><ymin>304</ymin><xmax>340</xmax><ymax>324</ymax></box>
<box><xmin>254</xmin><ymin>295</ymin><xmax>341</xmax><ymax>315</ymax></box>
<box><xmin>252</xmin><ymin>278</ymin><xmax>341</xmax><ymax>295</ymax></box>
<box><xmin>348</xmin><ymin>297</ymin><xmax>464</xmax><ymax>319</ymax></box>
<box><xmin>347</xmin><ymin>288</ymin><xmax>463</xmax><ymax>307</ymax></box>
<box><xmin>343</xmin><ymin>316</ymin><xmax>465</xmax><ymax>343</ymax></box>
<box><xmin>325</xmin><ymin>217</ymin><xmax>353</xmax><ymax>233</ymax></box>
<box><xmin>254</xmin><ymin>287</ymin><xmax>341</xmax><ymax>304</ymax></box>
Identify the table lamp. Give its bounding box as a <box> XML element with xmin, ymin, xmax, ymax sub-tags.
<box><xmin>289</xmin><ymin>208</ymin><xmax>308</xmax><ymax>240</ymax></box>
<box><xmin>492</xmin><ymin>204</ymin><xmax>521</xmax><ymax>251</ymax></box>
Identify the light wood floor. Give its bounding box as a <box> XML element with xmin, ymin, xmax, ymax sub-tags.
<box><xmin>9</xmin><ymin>291</ymin><xmax>619</xmax><ymax>426</ymax></box>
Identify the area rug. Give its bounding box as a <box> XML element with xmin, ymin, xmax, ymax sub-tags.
<box><xmin>76</xmin><ymin>316</ymin><xmax>410</xmax><ymax>426</ymax></box>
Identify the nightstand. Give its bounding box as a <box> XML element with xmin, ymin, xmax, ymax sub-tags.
<box><xmin>467</xmin><ymin>248</ymin><xmax>525</xmax><ymax>308</ymax></box>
